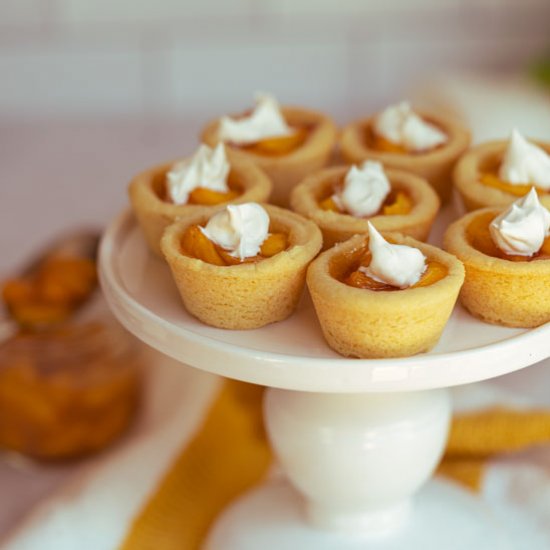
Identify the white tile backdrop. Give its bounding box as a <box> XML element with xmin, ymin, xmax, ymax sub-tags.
<box><xmin>0</xmin><ymin>0</ymin><xmax>549</xmax><ymax>120</ymax></box>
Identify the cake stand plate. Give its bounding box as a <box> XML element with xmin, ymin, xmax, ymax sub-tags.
<box><xmin>205</xmin><ymin>477</ymin><xmax>510</xmax><ymax>550</ymax></box>
<box><xmin>99</xmin><ymin>208</ymin><xmax>549</xmax><ymax>393</ymax></box>
<box><xmin>99</xmin><ymin>206</ymin><xmax>549</xmax><ymax>550</ymax></box>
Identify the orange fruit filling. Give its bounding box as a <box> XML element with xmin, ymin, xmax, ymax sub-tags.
<box><xmin>188</xmin><ymin>187</ymin><xmax>240</xmax><ymax>206</ymax></box>
<box><xmin>181</xmin><ymin>225</ymin><xmax>288</xmax><ymax>266</ymax></box>
<box><xmin>2</xmin><ymin>258</ymin><xmax>97</xmax><ymax>328</ymax></box>
<box><xmin>319</xmin><ymin>196</ymin><xmax>339</xmax><ymax>212</ymax></box>
<box><xmin>319</xmin><ymin>185</ymin><xmax>412</xmax><ymax>217</ymax></box>
<box><xmin>479</xmin><ymin>170</ymin><xmax>547</xmax><ymax>197</ymax></box>
<box><xmin>364</xmin><ymin>124</ymin><xmax>446</xmax><ymax>155</ymax></box>
<box><xmin>181</xmin><ymin>225</ymin><xmax>226</xmax><ymax>266</ymax></box>
<box><xmin>236</xmin><ymin>126</ymin><xmax>309</xmax><ymax>157</ymax></box>
<box><xmin>160</xmin><ymin>168</ymin><xmax>242</xmax><ymax>206</ymax></box>
<box><xmin>382</xmin><ymin>192</ymin><xmax>413</xmax><ymax>216</ymax></box>
<box><xmin>467</xmin><ymin>212</ymin><xmax>550</xmax><ymax>262</ymax></box>
<box><xmin>344</xmin><ymin>251</ymin><xmax>447</xmax><ymax>291</ymax></box>
<box><xmin>0</xmin><ymin>323</ymin><xmax>141</xmax><ymax>460</ymax></box>
<box><xmin>367</xmin><ymin>132</ymin><xmax>408</xmax><ymax>154</ymax></box>
<box><xmin>259</xmin><ymin>232</ymin><xmax>287</xmax><ymax>257</ymax></box>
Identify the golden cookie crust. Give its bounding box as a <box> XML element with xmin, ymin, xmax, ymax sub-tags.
<box><xmin>453</xmin><ymin>139</ymin><xmax>550</xmax><ymax>212</ymax></box>
<box><xmin>340</xmin><ymin>111</ymin><xmax>470</xmax><ymax>203</ymax></box>
<box><xmin>128</xmin><ymin>153</ymin><xmax>271</xmax><ymax>257</ymax></box>
<box><xmin>443</xmin><ymin>207</ymin><xmax>550</xmax><ymax>328</ymax></box>
<box><xmin>161</xmin><ymin>204</ymin><xmax>322</xmax><ymax>330</ymax></box>
<box><xmin>201</xmin><ymin>106</ymin><xmax>337</xmax><ymax>207</ymax></box>
<box><xmin>290</xmin><ymin>165</ymin><xmax>440</xmax><ymax>249</ymax></box>
<box><xmin>307</xmin><ymin>233</ymin><xmax>464</xmax><ymax>358</ymax></box>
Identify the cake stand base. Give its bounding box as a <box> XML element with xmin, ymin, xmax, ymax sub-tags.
<box><xmin>205</xmin><ymin>477</ymin><xmax>511</xmax><ymax>550</ymax></box>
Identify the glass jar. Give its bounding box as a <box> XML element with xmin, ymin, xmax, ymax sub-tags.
<box><xmin>0</xmin><ymin>320</ymin><xmax>142</xmax><ymax>461</ymax></box>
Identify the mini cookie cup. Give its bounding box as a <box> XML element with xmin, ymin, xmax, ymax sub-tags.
<box><xmin>443</xmin><ymin>208</ymin><xmax>550</xmax><ymax>328</ymax></box>
<box><xmin>161</xmin><ymin>204</ymin><xmax>322</xmax><ymax>330</ymax></box>
<box><xmin>340</xmin><ymin>112</ymin><xmax>470</xmax><ymax>203</ymax></box>
<box><xmin>128</xmin><ymin>154</ymin><xmax>271</xmax><ymax>257</ymax></box>
<box><xmin>307</xmin><ymin>233</ymin><xmax>465</xmax><ymax>359</ymax></box>
<box><xmin>290</xmin><ymin>165</ymin><xmax>440</xmax><ymax>249</ymax></box>
<box><xmin>453</xmin><ymin>140</ymin><xmax>550</xmax><ymax>212</ymax></box>
<box><xmin>201</xmin><ymin>107</ymin><xmax>337</xmax><ymax>207</ymax></box>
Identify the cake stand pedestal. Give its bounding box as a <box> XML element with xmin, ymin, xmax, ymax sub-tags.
<box><xmin>99</xmin><ymin>209</ymin><xmax>550</xmax><ymax>550</ymax></box>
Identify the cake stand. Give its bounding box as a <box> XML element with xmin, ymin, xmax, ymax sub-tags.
<box><xmin>99</xmin><ymin>206</ymin><xmax>550</xmax><ymax>550</ymax></box>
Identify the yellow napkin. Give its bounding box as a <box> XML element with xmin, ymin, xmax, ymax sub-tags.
<box><xmin>120</xmin><ymin>381</ymin><xmax>269</xmax><ymax>550</ymax></box>
<box><xmin>120</xmin><ymin>380</ymin><xmax>550</xmax><ymax>549</ymax></box>
<box><xmin>439</xmin><ymin>408</ymin><xmax>550</xmax><ymax>490</ymax></box>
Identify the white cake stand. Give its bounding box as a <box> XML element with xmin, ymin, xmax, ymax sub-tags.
<box><xmin>99</xmin><ymin>207</ymin><xmax>549</xmax><ymax>550</ymax></box>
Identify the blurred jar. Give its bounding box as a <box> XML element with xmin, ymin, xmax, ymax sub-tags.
<box><xmin>0</xmin><ymin>320</ymin><xmax>142</xmax><ymax>461</ymax></box>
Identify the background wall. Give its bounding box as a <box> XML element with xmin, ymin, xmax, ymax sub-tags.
<box><xmin>1</xmin><ymin>0</ymin><xmax>550</xmax><ymax>121</ymax></box>
<box><xmin>1</xmin><ymin>0</ymin><xmax>550</xmax><ymax>270</ymax></box>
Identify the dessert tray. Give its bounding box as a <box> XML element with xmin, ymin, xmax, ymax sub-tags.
<box><xmin>99</xmin><ymin>202</ymin><xmax>550</xmax><ymax>550</ymax></box>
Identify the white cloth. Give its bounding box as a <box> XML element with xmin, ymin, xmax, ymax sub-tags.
<box><xmin>450</xmin><ymin>370</ymin><xmax>550</xmax><ymax>550</ymax></box>
<box><xmin>483</xmin><ymin>449</ymin><xmax>550</xmax><ymax>550</ymax></box>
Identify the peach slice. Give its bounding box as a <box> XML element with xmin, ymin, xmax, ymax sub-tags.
<box><xmin>479</xmin><ymin>173</ymin><xmax>537</xmax><ymax>197</ymax></box>
<box><xmin>245</xmin><ymin>127</ymin><xmax>309</xmax><ymax>156</ymax></box>
<box><xmin>260</xmin><ymin>233</ymin><xmax>288</xmax><ymax>257</ymax></box>
<box><xmin>368</xmin><ymin>133</ymin><xmax>408</xmax><ymax>154</ymax></box>
<box><xmin>344</xmin><ymin>251</ymin><xmax>447</xmax><ymax>291</ymax></box>
<box><xmin>413</xmin><ymin>261</ymin><xmax>448</xmax><ymax>288</ymax></box>
<box><xmin>216</xmin><ymin>233</ymin><xmax>288</xmax><ymax>264</ymax></box>
<box><xmin>345</xmin><ymin>269</ymin><xmax>394</xmax><ymax>291</ymax></box>
<box><xmin>181</xmin><ymin>225</ymin><xmax>225</xmax><ymax>266</ymax></box>
<box><xmin>182</xmin><ymin>225</ymin><xmax>288</xmax><ymax>266</ymax></box>
<box><xmin>188</xmin><ymin>187</ymin><xmax>240</xmax><ymax>206</ymax></box>
<box><xmin>2</xmin><ymin>258</ymin><xmax>97</xmax><ymax>327</ymax></box>
<box><xmin>466</xmin><ymin>211</ymin><xmax>550</xmax><ymax>262</ymax></box>
<box><xmin>319</xmin><ymin>196</ymin><xmax>339</xmax><ymax>212</ymax></box>
<box><xmin>383</xmin><ymin>191</ymin><xmax>413</xmax><ymax>216</ymax></box>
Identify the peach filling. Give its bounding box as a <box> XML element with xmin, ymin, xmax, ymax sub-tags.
<box><xmin>157</xmin><ymin>170</ymin><xmax>241</xmax><ymax>206</ymax></box>
<box><xmin>234</xmin><ymin>126</ymin><xmax>309</xmax><ymax>157</ymax></box>
<box><xmin>2</xmin><ymin>258</ymin><xmax>97</xmax><ymax>327</ymax></box>
<box><xmin>343</xmin><ymin>251</ymin><xmax>447</xmax><ymax>292</ymax></box>
<box><xmin>467</xmin><ymin>212</ymin><xmax>550</xmax><ymax>262</ymax></box>
<box><xmin>187</xmin><ymin>187</ymin><xmax>240</xmax><ymax>205</ymax></box>
<box><xmin>479</xmin><ymin>169</ymin><xmax>547</xmax><ymax>198</ymax></box>
<box><xmin>181</xmin><ymin>225</ymin><xmax>288</xmax><ymax>266</ymax></box>
<box><xmin>319</xmin><ymin>185</ymin><xmax>413</xmax><ymax>217</ymax></box>
<box><xmin>364</xmin><ymin>124</ymin><xmax>446</xmax><ymax>155</ymax></box>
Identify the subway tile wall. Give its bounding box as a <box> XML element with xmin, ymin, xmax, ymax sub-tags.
<box><xmin>0</xmin><ymin>0</ymin><xmax>549</xmax><ymax>121</ymax></box>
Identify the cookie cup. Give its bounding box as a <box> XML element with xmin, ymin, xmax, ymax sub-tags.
<box><xmin>453</xmin><ymin>140</ymin><xmax>550</xmax><ymax>212</ymax></box>
<box><xmin>201</xmin><ymin>107</ymin><xmax>337</xmax><ymax>207</ymax></box>
<box><xmin>307</xmin><ymin>233</ymin><xmax>464</xmax><ymax>358</ymax></box>
<box><xmin>161</xmin><ymin>204</ymin><xmax>322</xmax><ymax>330</ymax></box>
<box><xmin>340</xmin><ymin>112</ymin><xmax>470</xmax><ymax>203</ymax></box>
<box><xmin>290</xmin><ymin>165</ymin><xmax>440</xmax><ymax>249</ymax></box>
<box><xmin>443</xmin><ymin>208</ymin><xmax>550</xmax><ymax>328</ymax></box>
<box><xmin>128</xmin><ymin>154</ymin><xmax>271</xmax><ymax>258</ymax></box>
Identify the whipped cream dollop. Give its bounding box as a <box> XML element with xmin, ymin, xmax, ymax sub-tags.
<box><xmin>373</xmin><ymin>101</ymin><xmax>447</xmax><ymax>152</ymax></box>
<box><xmin>361</xmin><ymin>223</ymin><xmax>427</xmax><ymax>289</ymax></box>
<box><xmin>200</xmin><ymin>203</ymin><xmax>269</xmax><ymax>260</ymax></box>
<box><xmin>166</xmin><ymin>144</ymin><xmax>230</xmax><ymax>205</ymax></box>
<box><xmin>499</xmin><ymin>129</ymin><xmax>550</xmax><ymax>190</ymax></box>
<box><xmin>489</xmin><ymin>188</ymin><xmax>550</xmax><ymax>256</ymax></box>
<box><xmin>218</xmin><ymin>93</ymin><xmax>293</xmax><ymax>145</ymax></box>
<box><xmin>333</xmin><ymin>161</ymin><xmax>391</xmax><ymax>217</ymax></box>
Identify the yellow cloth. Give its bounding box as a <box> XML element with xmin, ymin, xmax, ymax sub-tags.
<box><xmin>120</xmin><ymin>381</ymin><xmax>550</xmax><ymax>549</ymax></box>
<box><xmin>439</xmin><ymin>407</ymin><xmax>550</xmax><ymax>491</ymax></box>
<box><xmin>120</xmin><ymin>381</ymin><xmax>269</xmax><ymax>550</ymax></box>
